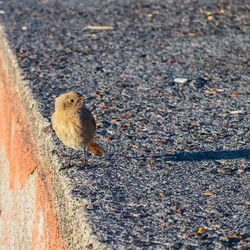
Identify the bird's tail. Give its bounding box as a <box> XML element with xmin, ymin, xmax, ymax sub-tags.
<box><xmin>88</xmin><ymin>143</ymin><xmax>104</xmax><ymax>155</ymax></box>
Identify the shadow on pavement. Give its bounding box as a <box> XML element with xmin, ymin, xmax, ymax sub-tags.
<box><xmin>157</xmin><ymin>149</ymin><xmax>250</xmax><ymax>162</ymax></box>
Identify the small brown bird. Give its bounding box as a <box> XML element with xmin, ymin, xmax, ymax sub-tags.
<box><xmin>51</xmin><ymin>91</ymin><xmax>103</xmax><ymax>165</ymax></box>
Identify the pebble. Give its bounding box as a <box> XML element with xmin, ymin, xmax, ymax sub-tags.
<box><xmin>21</xmin><ymin>26</ymin><xmax>27</xmax><ymax>31</ymax></box>
<box><xmin>174</xmin><ymin>78</ymin><xmax>188</xmax><ymax>84</ymax></box>
<box><xmin>229</xmin><ymin>110</ymin><xmax>244</xmax><ymax>114</ymax></box>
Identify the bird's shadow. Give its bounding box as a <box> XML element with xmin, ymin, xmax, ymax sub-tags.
<box><xmin>155</xmin><ymin>149</ymin><xmax>250</xmax><ymax>162</ymax></box>
<box><xmin>59</xmin><ymin>149</ymin><xmax>249</xmax><ymax>171</ymax></box>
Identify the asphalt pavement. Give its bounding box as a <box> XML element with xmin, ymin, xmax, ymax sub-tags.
<box><xmin>1</xmin><ymin>0</ymin><xmax>249</xmax><ymax>249</ymax></box>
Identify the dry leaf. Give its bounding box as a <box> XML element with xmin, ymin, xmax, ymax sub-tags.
<box><xmin>131</xmin><ymin>144</ymin><xmax>140</xmax><ymax>150</ymax></box>
<box><xmin>203</xmin><ymin>76</ymin><xmax>210</xmax><ymax>80</ymax></box>
<box><xmin>217</xmin><ymin>168</ymin><xmax>225</xmax><ymax>174</ymax></box>
<box><xmin>197</xmin><ymin>226</ymin><xmax>207</xmax><ymax>234</ymax></box>
<box><xmin>99</xmin><ymin>102</ymin><xmax>106</xmax><ymax>109</ymax></box>
<box><xmin>205</xmin><ymin>87</ymin><xmax>224</xmax><ymax>94</ymax></box>
<box><xmin>93</xmin><ymin>91</ymin><xmax>104</xmax><ymax>100</ymax></box>
<box><xmin>237</xmin><ymin>168</ymin><xmax>246</xmax><ymax>174</ymax></box>
<box><xmin>188</xmin><ymin>32</ymin><xmax>198</xmax><ymax>37</ymax></box>
<box><xmin>95</xmin><ymin>119</ymin><xmax>102</xmax><ymax>126</ymax></box>
<box><xmin>191</xmin><ymin>121</ymin><xmax>200</xmax><ymax>127</ymax></box>
<box><xmin>226</xmin><ymin>233</ymin><xmax>242</xmax><ymax>240</ymax></box>
<box><xmin>203</xmin><ymin>191</ymin><xmax>214</xmax><ymax>197</ymax></box>
<box><xmin>111</xmin><ymin>118</ymin><xmax>119</xmax><ymax>123</ymax></box>
<box><xmin>229</xmin><ymin>91</ymin><xmax>238</xmax><ymax>98</ymax></box>
<box><xmin>206</xmin><ymin>12</ymin><xmax>214</xmax><ymax>21</ymax></box>
<box><xmin>122</xmin><ymin>113</ymin><xmax>131</xmax><ymax>119</ymax></box>
<box><xmin>159</xmin><ymin>192</ymin><xmax>165</xmax><ymax>198</ymax></box>
<box><xmin>16</xmin><ymin>52</ymin><xmax>25</xmax><ymax>60</ymax></box>
<box><xmin>218</xmin><ymin>8</ymin><xmax>225</xmax><ymax>14</ymax></box>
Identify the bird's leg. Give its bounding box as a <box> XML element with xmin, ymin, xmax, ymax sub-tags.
<box><xmin>83</xmin><ymin>148</ymin><xmax>87</xmax><ymax>166</ymax></box>
<box><xmin>68</xmin><ymin>148</ymin><xmax>73</xmax><ymax>167</ymax></box>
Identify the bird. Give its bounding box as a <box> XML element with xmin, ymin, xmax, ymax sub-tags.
<box><xmin>51</xmin><ymin>91</ymin><xmax>103</xmax><ymax>166</ymax></box>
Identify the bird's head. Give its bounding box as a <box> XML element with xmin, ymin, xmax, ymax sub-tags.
<box><xmin>54</xmin><ymin>91</ymin><xmax>85</xmax><ymax>111</ymax></box>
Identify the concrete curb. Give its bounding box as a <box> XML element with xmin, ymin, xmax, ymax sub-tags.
<box><xmin>0</xmin><ymin>25</ymin><xmax>104</xmax><ymax>250</ymax></box>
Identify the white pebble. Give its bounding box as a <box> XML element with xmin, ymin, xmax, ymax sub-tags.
<box><xmin>229</xmin><ymin>110</ymin><xmax>244</xmax><ymax>114</ymax></box>
<box><xmin>21</xmin><ymin>26</ymin><xmax>27</xmax><ymax>31</ymax></box>
<box><xmin>174</xmin><ymin>78</ymin><xmax>188</xmax><ymax>84</ymax></box>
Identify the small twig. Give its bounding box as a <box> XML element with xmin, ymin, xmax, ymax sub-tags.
<box><xmin>83</xmin><ymin>25</ymin><xmax>114</xmax><ymax>30</ymax></box>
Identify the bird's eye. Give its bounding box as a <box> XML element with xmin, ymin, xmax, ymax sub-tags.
<box><xmin>69</xmin><ymin>98</ymin><xmax>74</xmax><ymax>103</ymax></box>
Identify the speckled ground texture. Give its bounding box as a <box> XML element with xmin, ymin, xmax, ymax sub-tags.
<box><xmin>1</xmin><ymin>0</ymin><xmax>250</xmax><ymax>249</ymax></box>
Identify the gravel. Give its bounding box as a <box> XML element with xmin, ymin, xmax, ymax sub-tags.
<box><xmin>1</xmin><ymin>0</ymin><xmax>250</xmax><ymax>249</ymax></box>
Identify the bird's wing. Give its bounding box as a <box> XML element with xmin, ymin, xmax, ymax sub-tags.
<box><xmin>79</xmin><ymin>107</ymin><xmax>96</xmax><ymax>131</ymax></box>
